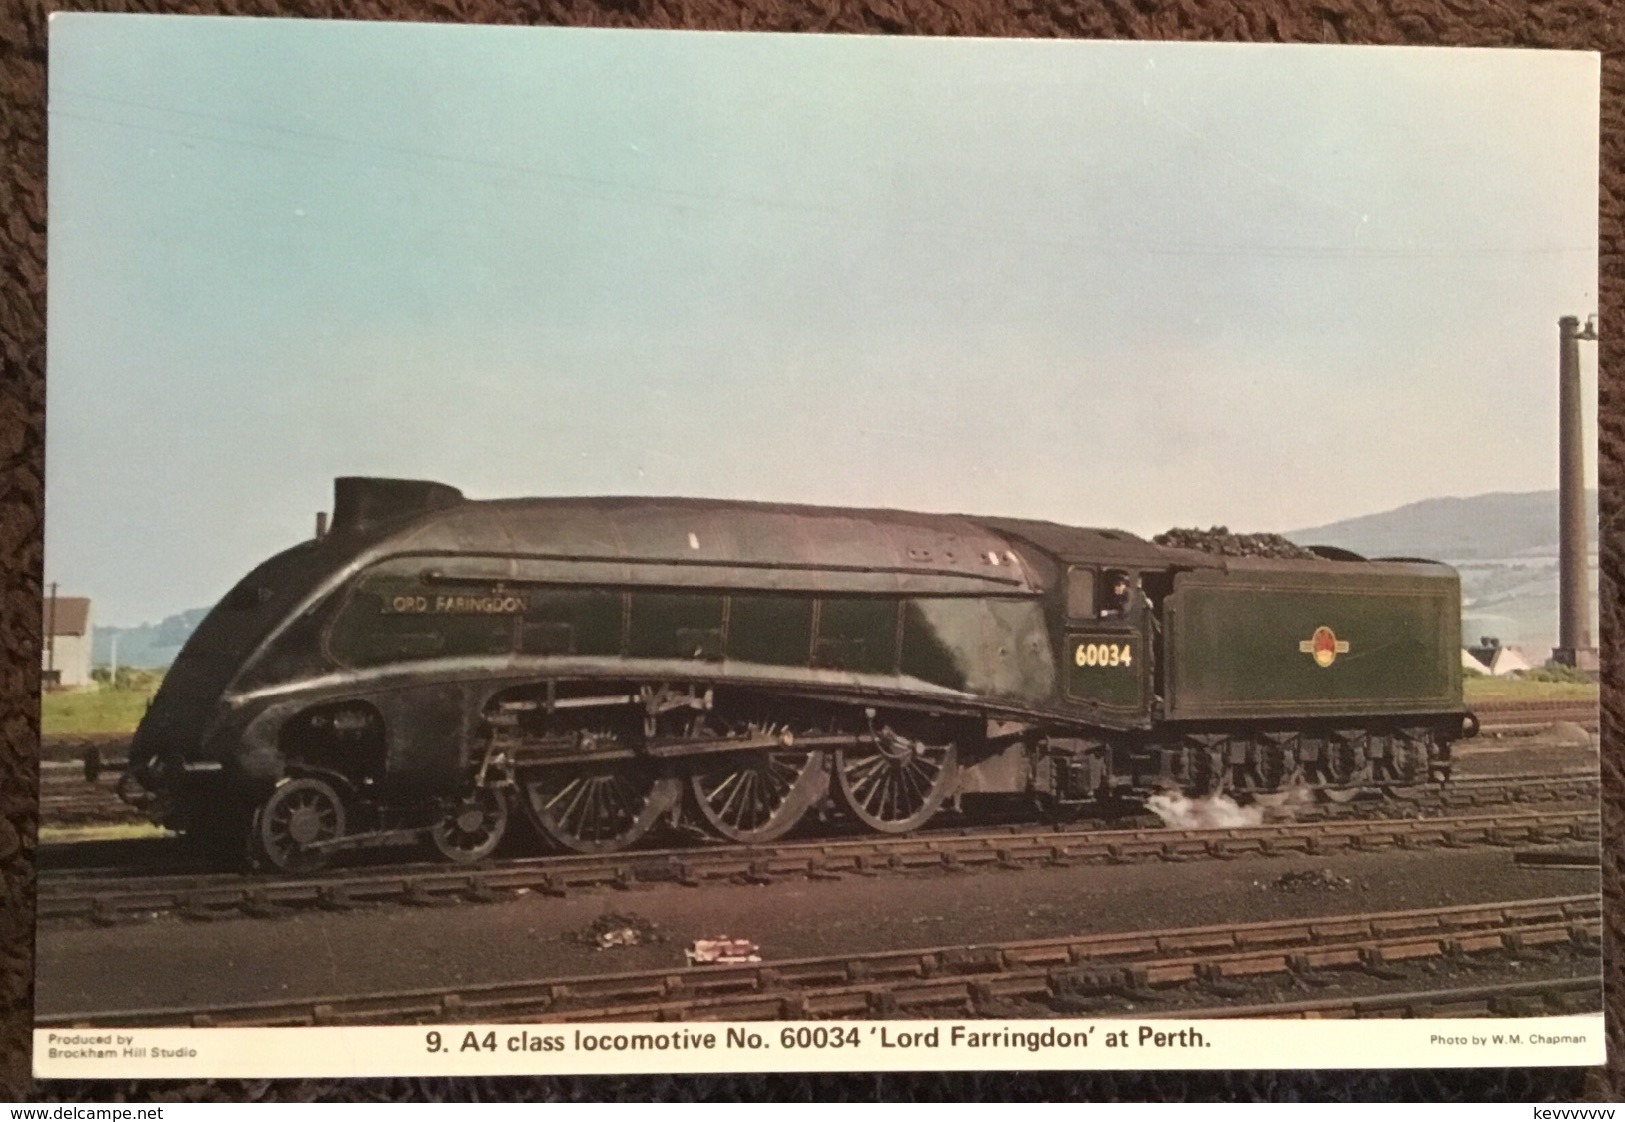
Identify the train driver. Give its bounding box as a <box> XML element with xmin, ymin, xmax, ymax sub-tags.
<box><xmin>1099</xmin><ymin>571</ymin><xmax>1133</xmax><ymax>620</ymax></box>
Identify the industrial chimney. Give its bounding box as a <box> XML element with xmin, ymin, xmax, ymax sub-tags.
<box><xmin>1551</xmin><ymin>314</ymin><xmax>1597</xmax><ymax>672</ymax></box>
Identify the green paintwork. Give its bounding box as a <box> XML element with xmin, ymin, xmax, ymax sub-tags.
<box><xmin>1064</xmin><ymin>629</ymin><xmax>1146</xmax><ymax>711</ymax></box>
<box><xmin>628</xmin><ymin>592</ymin><xmax>725</xmax><ymax>660</ymax></box>
<box><xmin>904</xmin><ymin>598</ymin><xmax>1055</xmax><ymax>702</ymax></box>
<box><xmin>1165</xmin><ymin>565</ymin><xmax>1462</xmax><ymax>719</ymax></box>
<box><xmin>814</xmin><ymin>598</ymin><xmax>899</xmax><ymax>674</ymax></box>
<box><xmin>899</xmin><ymin>600</ymin><xmax>966</xmax><ymax>689</ymax></box>
<box><xmin>728</xmin><ymin>594</ymin><xmax>814</xmax><ymax>667</ymax></box>
<box><xmin>320</xmin><ymin>559</ymin><xmax>1058</xmax><ymax>706</ymax></box>
<box><xmin>316</xmin><ymin>554</ymin><xmax>1462</xmax><ymax>727</ymax></box>
<box><xmin>519</xmin><ymin>588</ymin><xmax>622</xmax><ymax>656</ymax></box>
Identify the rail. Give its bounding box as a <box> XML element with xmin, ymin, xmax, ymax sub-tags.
<box><xmin>37</xmin><ymin>805</ymin><xmax>1599</xmax><ymax>927</ymax></box>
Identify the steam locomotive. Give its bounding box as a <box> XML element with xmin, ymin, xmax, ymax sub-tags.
<box><xmin>121</xmin><ymin>478</ymin><xmax>1474</xmax><ymax>871</ymax></box>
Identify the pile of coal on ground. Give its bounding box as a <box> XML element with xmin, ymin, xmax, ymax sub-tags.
<box><xmin>570</xmin><ymin>912</ymin><xmax>668</xmax><ymax>949</ymax></box>
<box><xmin>1259</xmin><ymin>868</ymin><xmax>1356</xmax><ymax>893</ymax></box>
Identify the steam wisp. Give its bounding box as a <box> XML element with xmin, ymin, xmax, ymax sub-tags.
<box><xmin>1144</xmin><ymin>791</ymin><xmax>1264</xmax><ymax>830</ymax></box>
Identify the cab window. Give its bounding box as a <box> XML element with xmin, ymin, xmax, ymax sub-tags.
<box><xmin>1098</xmin><ymin>569</ymin><xmax>1132</xmax><ymax>620</ymax></box>
<box><xmin>1065</xmin><ymin>566</ymin><xmax>1096</xmax><ymax>619</ymax></box>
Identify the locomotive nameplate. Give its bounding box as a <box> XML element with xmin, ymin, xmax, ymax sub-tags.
<box><xmin>381</xmin><ymin>593</ymin><xmax>527</xmax><ymax>615</ymax></box>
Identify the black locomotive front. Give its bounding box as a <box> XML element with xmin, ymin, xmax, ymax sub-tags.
<box><xmin>123</xmin><ymin>479</ymin><xmax>469</xmax><ymax>858</ymax></box>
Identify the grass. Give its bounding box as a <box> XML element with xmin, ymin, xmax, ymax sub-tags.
<box><xmin>1463</xmin><ymin>675</ymin><xmax>1599</xmax><ymax>702</ymax></box>
<box><xmin>41</xmin><ymin>679</ymin><xmax>161</xmax><ymax>737</ymax></box>
<box><xmin>37</xmin><ymin>823</ymin><xmax>171</xmax><ymax>844</ymax></box>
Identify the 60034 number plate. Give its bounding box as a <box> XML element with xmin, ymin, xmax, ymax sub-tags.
<box><xmin>1066</xmin><ymin>633</ymin><xmax>1144</xmax><ymax>709</ymax></box>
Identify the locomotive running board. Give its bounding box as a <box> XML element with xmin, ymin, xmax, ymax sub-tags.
<box><xmin>504</xmin><ymin>731</ymin><xmax>875</xmax><ymax>767</ymax></box>
<box><xmin>639</xmin><ymin>731</ymin><xmax>872</xmax><ymax>761</ymax></box>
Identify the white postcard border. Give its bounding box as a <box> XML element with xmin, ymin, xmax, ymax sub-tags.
<box><xmin>34</xmin><ymin>1017</ymin><xmax>1606</xmax><ymax>1080</ymax></box>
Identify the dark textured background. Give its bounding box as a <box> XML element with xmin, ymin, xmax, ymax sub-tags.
<box><xmin>1</xmin><ymin>0</ymin><xmax>1617</xmax><ymax>1102</ymax></box>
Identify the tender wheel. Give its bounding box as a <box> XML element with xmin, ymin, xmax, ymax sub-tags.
<box><xmin>252</xmin><ymin>777</ymin><xmax>346</xmax><ymax>873</ymax></box>
<box><xmin>1186</xmin><ymin>739</ymin><xmax>1230</xmax><ymax>798</ymax></box>
<box><xmin>1377</xmin><ymin>733</ymin><xmax>1430</xmax><ymax>799</ymax></box>
<box><xmin>1254</xmin><ymin>764</ymin><xmax>1319</xmax><ymax>809</ymax></box>
<box><xmin>1316</xmin><ymin>736</ymin><xmax>1373</xmax><ymax>804</ymax></box>
<box><xmin>687</xmin><ymin>749</ymin><xmax>827</xmax><ymax>844</ymax></box>
<box><xmin>522</xmin><ymin>765</ymin><xmax>681</xmax><ymax>854</ymax></box>
<box><xmin>430</xmin><ymin>788</ymin><xmax>511</xmax><ymax>864</ymax></box>
<box><xmin>1239</xmin><ymin>740</ymin><xmax>1299</xmax><ymax>809</ymax></box>
<box><xmin>834</xmin><ymin>727</ymin><xmax>958</xmax><ymax>834</ymax></box>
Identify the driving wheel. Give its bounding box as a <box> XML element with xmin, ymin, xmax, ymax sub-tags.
<box><xmin>834</xmin><ymin>727</ymin><xmax>958</xmax><ymax>834</ymax></box>
<box><xmin>522</xmin><ymin>764</ymin><xmax>681</xmax><ymax>854</ymax></box>
<box><xmin>687</xmin><ymin>748</ymin><xmax>827</xmax><ymax>844</ymax></box>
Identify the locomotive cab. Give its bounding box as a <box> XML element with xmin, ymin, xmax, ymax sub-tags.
<box><xmin>1059</xmin><ymin>565</ymin><xmax>1153</xmax><ymax>718</ymax></box>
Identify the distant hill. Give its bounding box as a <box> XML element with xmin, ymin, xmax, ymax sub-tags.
<box><xmin>1289</xmin><ymin>489</ymin><xmax>1596</xmax><ymax>562</ymax></box>
<box><xmin>92</xmin><ymin>608</ymin><xmax>210</xmax><ymax>670</ymax></box>
<box><xmin>1289</xmin><ymin>489</ymin><xmax>1598</xmax><ymax>655</ymax></box>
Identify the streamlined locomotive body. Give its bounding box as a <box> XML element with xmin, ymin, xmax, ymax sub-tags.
<box><xmin>123</xmin><ymin>478</ymin><xmax>1473</xmax><ymax>870</ymax></box>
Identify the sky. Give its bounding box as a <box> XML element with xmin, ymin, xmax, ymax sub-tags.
<box><xmin>45</xmin><ymin>17</ymin><xmax>1600</xmax><ymax>627</ymax></box>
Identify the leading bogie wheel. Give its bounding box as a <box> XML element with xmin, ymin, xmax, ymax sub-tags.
<box><xmin>430</xmin><ymin>787</ymin><xmax>511</xmax><ymax>864</ymax></box>
<box><xmin>252</xmin><ymin>776</ymin><xmax>347</xmax><ymax>873</ymax></box>
<box><xmin>834</xmin><ymin>727</ymin><xmax>958</xmax><ymax>835</ymax></box>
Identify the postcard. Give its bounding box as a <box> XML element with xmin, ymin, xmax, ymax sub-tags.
<box><xmin>36</xmin><ymin>15</ymin><xmax>1603</xmax><ymax>1079</ymax></box>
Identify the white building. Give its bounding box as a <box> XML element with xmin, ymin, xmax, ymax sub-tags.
<box><xmin>42</xmin><ymin>596</ymin><xmax>93</xmax><ymax>689</ymax></box>
<box><xmin>1465</xmin><ymin>637</ymin><xmax>1533</xmax><ymax>678</ymax></box>
<box><xmin>1484</xmin><ymin>645</ymin><xmax>1533</xmax><ymax>677</ymax></box>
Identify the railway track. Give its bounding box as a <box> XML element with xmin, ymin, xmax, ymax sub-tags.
<box><xmin>1357</xmin><ymin>769</ymin><xmax>1596</xmax><ymax>807</ymax></box>
<box><xmin>1470</xmin><ymin>699</ymin><xmax>1599</xmax><ymax>718</ymax></box>
<box><xmin>38</xmin><ymin>894</ymin><xmax>1600</xmax><ymax>1028</ymax></box>
<box><xmin>37</xmin><ymin>805</ymin><xmax>1599</xmax><ymax>927</ymax></box>
<box><xmin>1469</xmin><ymin>700</ymin><xmax>1599</xmax><ymax>737</ymax></box>
<box><xmin>34</xmin><ymin>765</ymin><xmax>1601</xmax><ymax>856</ymax></box>
<box><xmin>1166</xmin><ymin>976</ymin><xmax>1600</xmax><ymax>1019</ymax></box>
<box><xmin>39</xmin><ymin>785</ymin><xmax>142</xmax><ymax>826</ymax></box>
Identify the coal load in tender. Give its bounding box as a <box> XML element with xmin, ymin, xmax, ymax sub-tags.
<box><xmin>1153</xmin><ymin>526</ymin><xmax>1321</xmax><ymax>561</ymax></box>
